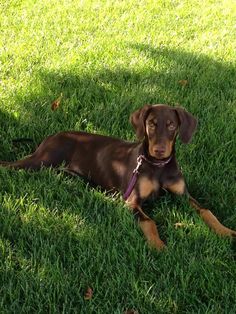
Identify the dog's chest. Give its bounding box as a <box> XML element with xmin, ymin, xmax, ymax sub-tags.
<box><xmin>137</xmin><ymin>175</ymin><xmax>160</xmax><ymax>199</ymax></box>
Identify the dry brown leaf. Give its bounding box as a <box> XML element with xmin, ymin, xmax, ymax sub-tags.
<box><xmin>124</xmin><ymin>310</ymin><xmax>139</xmax><ymax>314</ymax></box>
<box><xmin>51</xmin><ymin>93</ymin><xmax>63</xmax><ymax>111</ymax></box>
<box><xmin>84</xmin><ymin>287</ymin><xmax>93</xmax><ymax>300</ymax></box>
<box><xmin>174</xmin><ymin>222</ymin><xmax>193</xmax><ymax>229</ymax></box>
<box><xmin>174</xmin><ymin>222</ymin><xmax>186</xmax><ymax>228</ymax></box>
<box><xmin>178</xmin><ymin>79</ymin><xmax>188</xmax><ymax>87</ymax></box>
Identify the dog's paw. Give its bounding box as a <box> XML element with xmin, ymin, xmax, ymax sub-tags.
<box><xmin>150</xmin><ymin>239</ymin><xmax>166</xmax><ymax>251</ymax></box>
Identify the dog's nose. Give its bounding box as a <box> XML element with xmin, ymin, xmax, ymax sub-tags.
<box><xmin>153</xmin><ymin>146</ymin><xmax>166</xmax><ymax>154</ymax></box>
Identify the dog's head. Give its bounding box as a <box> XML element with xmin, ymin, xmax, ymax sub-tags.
<box><xmin>130</xmin><ymin>104</ymin><xmax>197</xmax><ymax>159</ymax></box>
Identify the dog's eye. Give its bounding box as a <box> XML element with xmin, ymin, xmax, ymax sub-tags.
<box><xmin>167</xmin><ymin>123</ymin><xmax>176</xmax><ymax>131</ymax></box>
<box><xmin>148</xmin><ymin>123</ymin><xmax>156</xmax><ymax>129</ymax></box>
<box><xmin>148</xmin><ymin>122</ymin><xmax>156</xmax><ymax>129</ymax></box>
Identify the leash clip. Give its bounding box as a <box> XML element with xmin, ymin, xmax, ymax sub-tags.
<box><xmin>133</xmin><ymin>155</ymin><xmax>143</xmax><ymax>174</ymax></box>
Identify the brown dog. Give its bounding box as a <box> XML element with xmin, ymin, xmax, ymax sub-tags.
<box><xmin>1</xmin><ymin>104</ymin><xmax>235</xmax><ymax>249</ymax></box>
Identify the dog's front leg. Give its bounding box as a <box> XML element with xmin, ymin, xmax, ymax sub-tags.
<box><xmin>125</xmin><ymin>193</ymin><xmax>166</xmax><ymax>250</ymax></box>
<box><xmin>188</xmin><ymin>196</ymin><xmax>236</xmax><ymax>237</ymax></box>
<box><xmin>165</xmin><ymin>178</ymin><xmax>236</xmax><ymax>237</ymax></box>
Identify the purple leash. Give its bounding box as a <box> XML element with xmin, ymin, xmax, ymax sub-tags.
<box><xmin>123</xmin><ymin>156</ymin><xmax>143</xmax><ymax>200</ymax></box>
<box><xmin>123</xmin><ymin>154</ymin><xmax>172</xmax><ymax>200</ymax></box>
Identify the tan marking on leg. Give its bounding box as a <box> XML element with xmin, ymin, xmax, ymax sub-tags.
<box><xmin>125</xmin><ymin>192</ymin><xmax>165</xmax><ymax>250</ymax></box>
<box><xmin>199</xmin><ymin>209</ymin><xmax>236</xmax><ymax>236</ymax></box>
<box><xmin>139</xmin><ymin>176</ymin><xmax>159</xmax><ymax>199</ymax></box>
<box><xmin>125</xmin><ymin>191</ymin><xmax>150</xmax><ymax>220</ymax></box>
<box><xmin>164</xmin><ymin>179</ymin><xmax>186</xmax><ymax>195</ymax></box>
<box><xmin>189</xmin><ymin>196</ymin><xmax>236</xmax><ymax>237</ymax></box>
<box><xmin>139</xmin><ymin>219</ymin><xmax>166</xmax><ymax>250</ymax></box>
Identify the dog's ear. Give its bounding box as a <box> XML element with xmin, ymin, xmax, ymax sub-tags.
<box><xmin>175</xmin><ymin>107</ymin><xmax>197</xmax><ymax>144</ymax></box>
<box><xmin>130</xmin><ymin>105</ymin><xmax>151</xmax><ymax>140</ymax></box>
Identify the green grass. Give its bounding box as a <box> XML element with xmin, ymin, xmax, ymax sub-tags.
<box><xmin>1</xmin><ymin>0</ymin><xmax>236</xmax><ymax>313</ymax></box>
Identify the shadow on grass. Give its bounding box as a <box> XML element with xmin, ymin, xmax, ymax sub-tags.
<box><xmin>1</xmin><ymin>44</ymin><xmax>235</xmax><ymax>136</ymax></box>
<box><xmin>0</xmin><ymin>167</ymin><xmax>154</xmax><ymax>312</ymax></box>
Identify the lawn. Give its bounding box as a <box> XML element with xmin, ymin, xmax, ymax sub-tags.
<box><xmin>0</xmin><ymin>0</ymin><xmax>236</xmax><ymax>313</ymax></box>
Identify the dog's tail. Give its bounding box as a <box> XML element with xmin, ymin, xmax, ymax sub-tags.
<box><xmin>0</xmin><ymin>155</ymin><xmax>41</xmax><ymax>170</ymax></box>
<box><xmin>0</xmin><ymin>138</ymin><xmax>39</xmax><ymax>169</ymax></box>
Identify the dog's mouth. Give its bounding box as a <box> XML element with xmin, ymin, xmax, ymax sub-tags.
<box><xmin>148</xmin><ymin>141</ymin><xmax>174</xmax><ymax>160</ymax></box>
<box><xmin>149</xmin><ymin>147</ymin><xmax>172</xmax><ymax>160</ymax></box>
<box><xmin>150</xmin><ymin>152</ymin><xmax>171</xmax><ymax>160</ymax></box>
<box><xmin>147</xmin><ymin>148</ymin><xmax>170</xmax><ymax>160</ymax></box>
